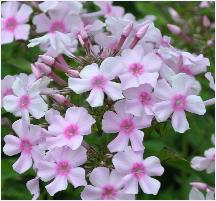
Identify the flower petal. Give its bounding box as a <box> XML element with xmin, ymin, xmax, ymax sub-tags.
<box><xmin>129</xmin><ymin>130</ymin><xmax>144</xmax><ymax>151</ymax></box>
<box><xmin>139</xmin><ymin>176</ymin><xmax>161</xmax><ymax>195</ymax></box>
<box><xmin>171</xmin><ymin>111</ymin><xmax>189</xmax><ymax>133</ymax></box>
<box><xmin>14</xmin><ymin>24</ymin><xmax>30</xmax><ymax>40</ymax></box>
<box><xmin>46</xmin><ymin>176</ymin><xmax>68</xmax><ymax>196</ymax></box>
<box><xmin>37</xmin><ymin>161</ymin><xmax>56</xmax><ymax>182</ymax></box>
<box><xmin>154</xmin><ymin>79</ymin><xmax>174</xmax><ymax>100</ymax></box>
<box><xmin>108</xmin><ymin>133</ymin><xmax>129</xmax><ymax>153</ymax></box>
<box><xmin>185</xmin><ymin>95</ymin><xmax>206</xmax><ymax>115</ymax></box>
<box><xmin>141</xmin><ymin>53</ymin><xmax>162</xmax><ymax>72</ymax></box>
<box><xmin>16</xmin><ymin>4</ymin><xmax>33</xmax><ymax>23</ymax></box>
<box><xmin>89</xmin><ymin>167</ymin><xmax>110</xmax><ymax>187</ymax></box>
<box><xmin>81</xmin><ymin>185</ymin><xmax>101</xmax><ymax>200</ymax></box>
<box><xmin>104</xmin><ymin>81</ymin><xmax>124</xmax><ymax>101</ymax></box>
<box><xmin>3</xmin><ymin>95</ymin><xmax>18</xmax><ymax>113</ymax></box>
<box><xmin>86</xmin><ymin>89</ymin><xmax>104</xmax><ymax>107</ymax></box>
<box><xmin>144</xmin><ymin>156</ymin><xmax>164</xmax><ymax>176</ymax></box>
<box><xmin>80</xmin><ymin>63</ymin><xmax>100</xmax><ymax>79</ymax></box>
<box><xmin>1</xmin><ymin>30</ymin><xmax>14</xmax><ymax>44</ymax></box>
<box><xmin>68</xmin><ymin>167</ymin><xmax>87</xmax><ymax>187</ymax></box>
<box><xmin>138</xmin><ymin>72</ymin><xmax>159</xmax><ymax>88</ymax></box>
<box><xmin>13</xmin><ymin>153</ymin><xmax>32</xmax><ymax>174</ymax></box>
<box><xmin>3</xmin><ymin>135</ymin><xmax>20</xmax><ymax>156</ymax></box>
<box><xmin>189</xmin><ymin>187</ymin><xmax>205</xmax><ymax>200</ymax></box>
<box><xmin>33</xmin><ymin>13</ymin><xmax>51</xmax><ymax>33</ymax></box>
<box><xmin>29</xmin><ymin>97</ymin><xmax>48</xmax><ymax>119</ymax></box>
<box><xmin>68</xmin><ymin>78</ymin><xmax>91</xmax><ymax>94</ymax></box>
<box><xmin>102</xmin><ymin>111</ymin><xmax>120</xmax><ymax>133</ymax></box>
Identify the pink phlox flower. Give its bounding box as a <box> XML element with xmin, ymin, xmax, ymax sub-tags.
<box><xmin>102</xmin><ymin>100</ymin><xmax>153</xmax><ymax>152</ymax></box>
<box><xmin>118</xmin><ymin>46</ymin><xmax>162</xmax><ymax>90</ymax></box>
<box><xmin>37</xmin><ymin>146</ymin><xmax>87</xmax><ymax>196</ymax></box>
<box><xmin>3</xmin><ymin>75</ymin><xmax>49</xmax><ymax>122</ymax></box>
<box><xmin>152</xmin><ymin>73</ymin><xmax>206</xmax><ymax>133</ymax></box>
<box><xmin>94</xmin><ymin>2</ymin><xmax>125</xmax><ymax>18</ymax></box>
<box><xmin>45</xmin><ymin>107</ymin><xmax>95</xmax><ymax>150</ymax></box>
<box><xmin>191</xmin><ymin>134</ymin><xmax>215</xmax><ymax>174</ymax></box>
<box><xmin>112</xmin><ymin>147</ymin><xmax>164</xmax><ymax>195</ymax></box>
<box><xmin>81</xmin><ymin>167</ymin><xmax>135</xmax><ymax>200</ymax></box>
<box><xmin>3</xmin><ymin>119</ymin><xmax>44</xmax><ymax>174</ymax></box>
<box><xmin>124</xmin><ymin>84</ymin><xmax>157</xmax><ymax>116</ymax></box>
<box><xmin>1</xmin><ymin>1</ymin><xmax>33</xmax><ymax>44</ymax></box>
<box><xmin>68</xmin><ymin>57</ymin><xmax>124</xmax><ymax>107</ymax></box>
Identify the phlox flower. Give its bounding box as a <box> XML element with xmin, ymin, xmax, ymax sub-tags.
<box><xmin>94</xmin><ymin>2</ymin><xmax>125</xmax><ymax>18</ymax></box>
<box><xmin>3</xmin><ymin>119</ymin><xmax>44</xmax><ymax>174</ymax></box>
<box><xmin>45</xmin><ymin>107</ymin><xmax>95</xmax><ymax>150</ymax></box>
<box><xmin>123</xmin><ymin>84</ymin><xmax>156</xmax><ymax>116</ymax></box>
<box><xmin>3</xmin><ymin>76</ymin><xmax>49</xmax><ymax>122</ymax></box>
<box><xmin>189</xmin><ymin>187</ymin><xmax>215</xmax><ymax>200</ymax></box>
<box><xmin>117</xmin><ymin>46</ymin><xmax>162</xmax><ymax>90</ymax></box>
<box><xmin>112</xmin><ymin>147</ymin><xmax>164</xmax><ymax>195</ymax></box>
<box><xmin>37</xmin><ymin>146</ymin><xmax>87</xmax><ymax>196</ymax></box>
<box><xmin>191</xmin><ymin>134</ymin><xmax>215</xmax><ymax>174</ymax></box>
<box><xmin>68</xmin><ymin>57</ymin><xmax>124</xmax><ymax>107</ymax></box>
<box><xmin>153</xmin><ymin>73</ymin><xmax>206</xmax><ymax>133</ymax></box>
<box><xmin>1</xmin><ymin>1</ymin><xmax>32</xmax><ymax>44</ymax></box>
<box><xmin>205</xmin><ymin>72</ymin><xmax>215</xmax><ymax>91</ymax></box>
<box><xmin>1</xmin><ymin>75</ymin><xmax>16</xmax><ymax>103</ymax></box>
<box><xmin>102</xmin><ymin>100</ymin><xmax>153</xmax><ymax>152</ymax></box>
<box><xmin>81</xmin><ymin>167</ymin><xmax>135</xmax><ymax>200</ymax></box>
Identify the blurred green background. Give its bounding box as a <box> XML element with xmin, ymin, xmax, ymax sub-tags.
<box><xmin>1</xmin><ymin>1</ymin><xmax>215</xmax><ymax>200</ymax></box>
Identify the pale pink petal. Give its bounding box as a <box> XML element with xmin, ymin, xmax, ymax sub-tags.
<box><xmin>26</xmin><ymin>177</ymin><xmax>40</xmax><ymax>200</ymax></box>
<box><xmin>68</xmin><ymin>167</ymin><xmax>87</xmax><ymax>187</ymax></box>
<box><xmin>1</xmin><ymin>1</ymin><xmax>19</xmax><ymax>18</ymax></box>
<box><xmin>109</xmin><ymin>169</ymin><xmax>124</xmax><ymax>188</ymax></box>
<box><xmin>21</xmin><ymin>109</ymin><xmax>30</xmax><ymax>123</ymax></box>
<box><xmin>125</xmin><ymin>99</ymin><xmax>143</xmax><ymax>116</ymax></box>
<box><xmin>108</xmin><ymin>133</ymin><xmax>129</xmax><ymax>153</ymax></box>
<box><xmin>189</xmin><ymin>187</ymin><xmax>205</xmax><ymax>200</ymax></box>
<box><xmin>206</xmin><ymin>191</ymin><xmax>215</xmax><ymax>200</ymax></box>
<box><xmin>2</xmin><ymin>95</ymin><xmax>18</xmax><ymax>113</ymax></box>
<box><xmin>3</xmin><ymin>135</ymin><xmax>20</xmax><ymax>156</ymax></box>
<box><xmin>130</xmin><ymin>130</ymin><xmax>144</xmax><ymax>151</ymax></box>
<box><xmin>33</xmin><ymin>13</ymin><xmax>51</xmax><ymax>33</ymax></box>
<box><xmin>104</xmin><ymin>81</ymin><xmax>124</xmax><ymax>101</ymax></box>
<box><xmin>16</xmin><ymin>4</ymin><xmax>32</xmax><ymax>23</ymax></box>
<box><xmin>154</xmin><ymin>79</ymin><xmax>174</xmax><ymax>100</ymax></box>
<box><xmin>123</xmin><ymin>86</ymin><xmax>142</xmax><ymax>99</ymax></box>
<box><xmin>37</xmin><ymin>161</ymin><xmax>56</xmax><ymax>182</ymax></box>
<box><xmin>81</xmin><ymin>185</ymin><xmax>101</xmax><ymax>200</ymax></box>
<box><xmin>172</xmin><ymin>73</ymin><xmax>195</xmax><ymax>94</ymax></box>
<box><xmin>89</xmin><ymin>167</ymin><xmax>110</xmax><ymax>187</ymax></box>
<box><xmin>113</xmin><ymin>99</ymin><xmax>127</xmax><ymax>117</ymax></box>
<box><xmin>191</xmin><ymin>156</ymin><xmax>210</xmax><ymax>171</ymax></box>
<box><xmin>68</xmin><ymin>135</ymin><xmax>83</xmax><ymax>150</ymax></box>
<box><xmin>12</xmin><ymin>119</ymin><xmax>29</xmax><ymax>138</ymax></box>
<box><xmin>100</xmin><ymin>57</ymin><xmax>123</xmax><ymax>80</ymax></box>
<box><xmin>141</xmin><ymin>53</ymin><xmax>162</xmax><ymax>72</ymax></box>
<box><xmin>45</xmin><ymin>109</ymin><xmax>60</xmax><ymax>124</ymax></box>
<box><xmin>80</xmin><ymin>63</ymin><xmax>100</xmax><ymax>79</ymax></box>
<box><xmin>13</xmin><ymin>153</ymin><xmax>32</xmax><ymax>174</ymax></box>
<box><xmin>48</xmin><ymin>116</ymin><xmax>67</xmax><ymax>135</ymax></box>
<box><xmin>1</xmin><ymin>30</ymin><xmax>14</xmax><ymax>44</ymax></box>
<box><xmin>14</xmin><ymin>24</ymin><xmax>30</xmax><ymax>40</ymax></box>
<box><xmin>68</xmin><ymin>146</ymin><xmax>87</xmax><ymax>167</ymax></box>
<box><xmin>68</xmin><ymin>78</ymin><xmax>91</xmax><ymax>93</ymax></box>
<box><xmin>119</xmin><ymin>72</ymin><xmax>139</xmax><ymax>90</ymax></box>
<box><xmin>46</xmin><ymin>136</ymin><xmax>67</xmax><ymax>149</ymax></box>
<box><xmin>144</xmin><ymin>156</ymin><xmax>164</xmax><ymax>176</ymax></box>
<box><xmin>139</xmin><ymin>176</ymin><xmax>161</xmax><ymax>195</ymax></box>
<box><xmin>185</xmin><ymin>95</ymin><xmax>206</xmax><ymax>115</ymax></box>
<box><xmin>153</xmin><ymin>100</ymin><xmax>173</xmax><ymax>122</ymax></box>
<box><xmin>116</xmin><ymin>193</ymin><xmax>135</xmax><ymax>200</ymax></box>
<box><xmin>29</xmin><ymin>97</ymin><xmax>48</xmax><ymax>119</ymax></box>
<box><xmin>46</xmin><ymin>176</ymin><xmax>68</xmax><ymax>196</ymax></box>
<box><xmin>12</xmin><ymin>78</ymin><xmax>26</xmax><ymax>96</ymax></box>
<box><xmin>123</xmin><ymin>176</ymin><xmax>139</xmax><ymax>194</ymax></box>
<box><xmin>86</xmin><ymin>88</ymin><xmax>104</xmax><ymax>107</ymax></box>
<box><xmin>171</xmin><ymin>111</ymin><xmax>189</xmax><ymax>133</ymax></box>
<box><xmin>134</xmin><ymin>114</ymin><xmax>153</xmax><ymax>129</ymax></box>
<box><xmin>102</xmin><ymin>111</ymin><xmax>120</xmax><ymax>133</ymax></box>
<box><xmin>138</xmin><ymin>72</ymin><xmax>159</xmax><ymax>88</ymax></box>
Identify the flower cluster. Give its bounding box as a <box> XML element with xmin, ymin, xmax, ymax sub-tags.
<box><xmin>1</xmin><ymin>1</ymin><xmax>215</xmax><ymax>200</ymax></box>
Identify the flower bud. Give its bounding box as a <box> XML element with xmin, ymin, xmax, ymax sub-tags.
<box><xmin>35</xmin><ymin>62</ymin><xmax>52</xmax><ymax>75</ymax></box>
<box><xmin>31</xmin><ymin>64</ymin><xmax>43</xmax><ymax>79</ymax></box>
<box><xmin>167</xmin><ymin>24</ymin><xmax>181</xmax><ymax>35</ymax></box>
<box><xmin>190</xmin><ymin>182</ymin><xmax>208</xmax><ymax>191</ymax></box>
<box><xmin>39</xmin><ymin>55</ymin><xmax>55</xmax><ymax>66</ymax></box>
<box><xmin>135</xmin><ymin>24</ymin><xmax>149</xmax><ymax>39</ymax></box>
<box><xmin>203</xmin><ymin>16</ymin><xmax>210</xmax><ymax>27</ymax></box>
<box><xmin>122</xmin><ymin>22</ymin><xmax>134</xmax><ymax>37</ymax></box>
<box><xmin>168</xmin><ymin>7</ymin><xmax>183</xmax><ymax>23</ymax></box>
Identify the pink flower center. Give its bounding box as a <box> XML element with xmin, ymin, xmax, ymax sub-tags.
<box><xmin>49</xmin><ymin>21</ymin><xmax>66</xmax><ymax>33</ymax></box>
<box><xmin>91</xmin><ymin>75</ymin><xmax>107</xmax><ymax>89</ymax></box>
<box><xmin>4</xmin><ymin>17</ymin><xmax>18</xmax><ymax>32</ymax></box>
<box><xmin>101</xmin><ymin>185</ymin><xmax>117</xmax><ymax>200</ymax></box>
<box><xmin>119</xmin><ymin>118</ymin><xmax>135</xmax><ymax>135</ymax></box>
<box><xmin>131</xmin><ymin>162</ymin><xmax>146</xmax><ymax>179</ymax></box>
<box><xmin>64</xmin><ymin>124</ymin><xmax>79</xmax><ymax>139</ymax></box>
<box><xmin>129</xmin><ymin>63</ymin><xmax>144</xmax><ymax>77</ymax></box>
<box><xmin>180</xmin><ymin>66</ymin><xmax>192</xmax><ymax>76</ymax></box>
<box><xmin>3</xmin><ymin>88</ymin><xmax>13</xmax><ymax>97</ymax></box>
<box><xmin>172</xmin><ymin>94</ymin><xmax>187</xmax><ymax>111</ymax></box>
<box><xmin>20</xmin><ymin>139</ymin><xmax>32</xmax><ymax>154</ymax></box>
<box><xmin>139</xmin><ymin>91</ymin><xmax>152</xmax><ymax>105</ymax></box>
<box><xmin>18</xmin><ymin>95</ymin><xmax>31</xmax><ymax>109</ymax></box>
<box><xmin>56</xmin><ymin>160</ymin><xmax>72</xmax><ymax>176</ymax></box>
